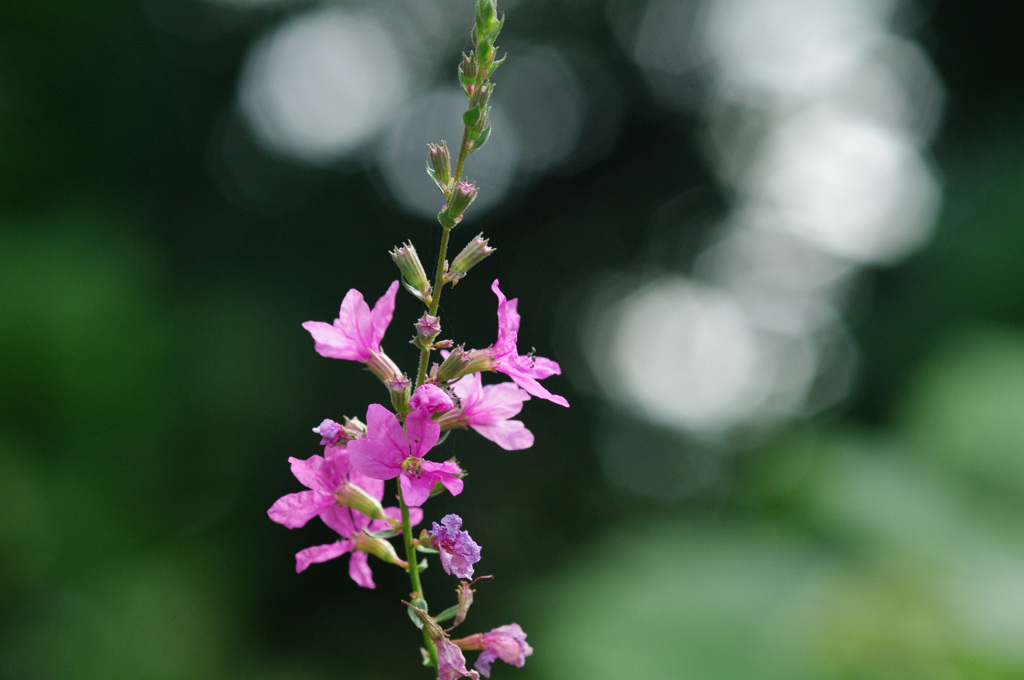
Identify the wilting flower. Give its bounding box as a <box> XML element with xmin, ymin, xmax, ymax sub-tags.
<box><xmin>268</xmin><ymin>447</ymin><xmax>420</xmax><ymax>586</ymax></box>
<box><xmin>428</xmin><ymin>514</ymin><xmax>481</xmax><ymax>579</ymax></box>
<box><xmin>347</xmin><ymin>404</ymin><xmax>464</xmax><ymax>507</ymax></box>
<box><xmin>488</xmin><ymin>280</ymin><xmax>569</xmax><ymax>407</ymax></box>
<box><xmin>302</xmin><ymin>281</ymin><xmax>402</xmax><ymax>380</ymax></box>
<box><xmin>437</xmin><ymin>637</ymin><xmax>480</xmax><ymax>680</ymax></box>
<box><xmin>453</xmin><ymin>624</ymin><xmax>533</xmax><ymax>678</ymax></box>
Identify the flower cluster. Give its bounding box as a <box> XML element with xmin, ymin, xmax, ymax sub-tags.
<box><xmin>268</xmin><ymin>2</ymin><xmax>559</xmax><ymax>677</ymax></box>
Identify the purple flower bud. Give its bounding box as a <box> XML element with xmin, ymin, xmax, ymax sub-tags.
<box><xmin>313</xmin><ymin>419</ymin><xmax>344</xmax><ymax>446</ymax></box>
<box><xmin>428</xmin><ymin>514</ymin><xmax>481</xmax><ymax>579</ymax></box>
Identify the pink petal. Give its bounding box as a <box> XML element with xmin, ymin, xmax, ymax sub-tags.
<box><xmin>295</xmin><ymin>540</ymin><xmax>351</xmax><ymax>573</ymax></box>
<box><xmin>437</xmin><ymin>638</ymin><xmax>480</xmax><ymax>680</ymax></box>
<box><xmin>347</xmin><ymin>438</ymin><xmax>401</xmax><ymax>481</ymax></box>
<box><xmin>368</xmin><ymin>281</ymin><xmax>400</xmax><ymax>352</ymax></box>
<box><xmin>520</xmin><ymin>355</ymin><xmax>561</xmax><ymax>380</ymax></box>
<box><xmin>367</xmin><ymin>403</ymin><xmax>409</xmax><ymax>457</ymax></box>
<box><xmin>505</xmin><ymin>371</ymin><xmax>570</xmax><ymax>408</ymax></box>
<box><xmin>288</xmin><ymin>454</ymin><xmax>328</xmax><ymax>492</ymax></box>
<box><xmin>490</xmin><ymin>279</ymin><xmax>520</xmax><ymax>357</ymax></box>
<box><xmin>348</xmin><ymin>550</ymin><xmax>376</xmax><ymax>589</ymax></box>
<box><xmin>268</xmin><ymin>490</ymin><xmax>330</xmax><ymax>529</ymax></box>
<box><xmin>404</xmin><ymin>407</ymin><xmax>441</xmax><ymax>459</ymax></box>
<box><xmin>337</xmin><ymin>288</ymin><xmax>373</xmax><ymax>358</ymax></box>
<box><xmin>302</xmin><ymin>320</ymin><xmax>362</xmax><ymax>361</ymax></box>
<box><xmin>467</xmin><ymin>382</ymin><xmax>530</xmax><ymax>423</ymax></box>
<box><xmin>349</xmin><ymin>469</ymin><xmax>385</xmax><ymax>502</ymax></box>
<box><xmin>471</xmin><ymin>418</ymin><xmax>534</xmax><ymax>451</ymax></box>
<box><xmin>319</xmin><ymin>503</ymin><xmax>357</xmax><ymax>536</ymax></box>
<box><xmin>422</xmin><ymin>459</ymin><xmax>464</xmax><ymax>497</ymax></box>
<box><xmin>399</xmin><ymin>474</ymin><xmax>432</xmax><ymax>507</ymax></box>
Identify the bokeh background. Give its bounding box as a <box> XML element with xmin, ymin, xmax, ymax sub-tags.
<box><xmin>3</xmin><ymin>0</ymin><xmax>1024</xmax><ymax>678</ymax></box>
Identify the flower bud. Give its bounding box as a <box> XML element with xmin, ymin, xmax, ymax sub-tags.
<box><xmin>474</xmin><ymin>0</ymin><xmax>502</xmax><ymax>43</ymax></box>
<box><xmin>426</xmin><ymin>142</ymin><xmax>452</xmax><ymax>193</ymax></box>
<box><xmin>333</xmin><ymin>481</ymin><xmax>387</xmax><ymax>521</ymax></box>
<box><xmin>414</xmin><ymin>314</ymin><xmax>441</xmax><ymax>349</ymax></box>
<box><xmin>391</xmin><ymin>241</ymin><xmax>432</xmax><ymax>303</ymax></box>
<box><xmin>340</xmin><ymin>415</ymin><xmax>366</xmax><ymax>440</ymax></box>
<box><xmin>435</xmin><ymin>346</ymin><xmax>472</xmax><ymax>383</ymax></box>
<box><xmin>352</xmin><ymin>531</ymin><xmax>407</xmax><ymax>569</ymax></box>
<box><xmin>445</xmin><ymin>181</ymin><xmax>477</xmax><ymax>222</ymax></box>
<box><xmin>312</xmin><ymin>419</ymin><xmax>344</xmax><ymax>446</ymax></box>
<box><xmin>386</xmin><ymin>374</ymin><xmax>411</xmax><ymax>414</ymax></box>
<box><xmin>448</xmin><ymin>233</ymin><xmax>494</xmax><ymax>283</ymax></box>
<box><xmin>459</xmin><ymin>53</ymin><xmax>478</xmax><ymax>96</ymax></box>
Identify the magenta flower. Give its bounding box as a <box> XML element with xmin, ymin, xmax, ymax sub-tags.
<box><xmin>347</xmin><ymin>404</ymin><xmax>464</xmax><ymax>507</ymax></box>
<box><xmin>437</xmin><ymin>638</ymin><xmax>480</xmax><ymax>680</ymax></box>
<box><xmin>451</xmin><ymin>372</ymin><xmax>534</xmax><ymax>450</ymax></box>
<box><xmin>454</xmin><ymin>624</ymin><xmax>533</xmax><ymax>678</ymax></box>
<box><xmin>489</xmin><ymin>279</ymin><xmax>569</xmax><ymax>407</ymax></box>
<box><xmin>428</xmin><ymin>514</ymin><xmax>481</xmax><ymax>579</ymax></box>
<box><xmin>302</xmin><ymin>280</ymin><xmax>400</xmax><ymax>363</ymax></box>
<box><xmin>268</xmin><ymin>446</ymin><xmax>384</xmax><ymax>530</ymax></box>
<box><xmin>267</xmin><ymin>446</ymin><xmax>421</xmax><ymax>586</ymax></box>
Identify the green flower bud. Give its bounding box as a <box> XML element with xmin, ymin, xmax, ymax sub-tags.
<box><xmin>426</xmin><ymin>142</ymin><xmax>451</xmax><ymax>193</ymax></box>
<box><xmin>391</xmin><ymin>241</ymin><xmax>432</xmax><ymax>302</ymax></box>
<box><xmin>448</xmin><ymin>233</ymin><xmax>494</xmax><ymax>283</ymax></box>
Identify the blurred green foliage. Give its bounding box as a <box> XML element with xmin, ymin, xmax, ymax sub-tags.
<box><xmin>2</xmin><ymin>1</ymin><xmax>1024</xmax><ymax>679</ymax></box>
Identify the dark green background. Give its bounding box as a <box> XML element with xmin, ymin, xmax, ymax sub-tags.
<box><xmin>2</xmin><ymin>1</ymin><xmax>1024</xmax><ymax>678</ymax></box>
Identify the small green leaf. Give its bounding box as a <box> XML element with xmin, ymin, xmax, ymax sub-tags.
<box><xmin>471</xmin><ymin>124</ymin><xmax>491</xmax><ymax>152</ymax></box>
<box><xmin>463</xmin><ymin>106</ymin><xmax>482</xmax><ymax>127</ymax></box>
<box><xmin>434</xmin><ymin>604</ymin><xmax>461</xmax><ymax>624</ymax></box>
<box><xmin>363</xmin><ymin>527</ymin><xmax>400</xmax><ymax>539</ymax></box>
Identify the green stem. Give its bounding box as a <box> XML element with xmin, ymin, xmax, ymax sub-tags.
<box><xmin>452</xmin><ymin>124</ymin><xmax>472</xmax><ymax>190</ymax></box>
<box><xmin>415</xmin><ymin>224</ymin><xmax>452</xmax><ymax>387</ymax></box>
<box><xmin>414</xmin><ymin>110</ymin><xmax>481</xmax><ymax>389</ymax></box>
<box><xmin>398</xmin><ymin>482</ymin><xmax>437</xmax><ymax>667</ymax></box>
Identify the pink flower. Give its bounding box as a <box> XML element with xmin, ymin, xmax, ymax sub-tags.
<box><xmin>454</xmin><ymin>624</ymin><xmax>533</xmax><ymax>678</ymax></box>
<box><xmin>302</xmin><ymin>281</ymin><xmax>400</xmax><ymax>363</ymax></box>
<box><xmin>437</xmin><ymin>638</ymin><xmax>480</xmax><ymax>680</ymax></box>
<box><xmin>268</xmin><ymin>446</ymin><xmax>383</xmax><ymax>531</ymax></box>
<box><xmin>452</xmin><ymin>372</ymin><xmax>533</xmax><ymax>450</ymax></box>
<box><xmin>489</xmin><ymin>280</ymin><xmax>569</xmax><ymax>407</ymax></box>
<box><xmin>267</xmin><ymin>447</ymin><xmax>420</xmax><ymax>586</ymax></box>
<box><xmin>347</xmin><ymin>404</ymin><xmax>464</xmax><ymax>507</ymax></box>
<box><xmin>428</xmin><ymin>514</ymin><xmax>481</xmax><ymax>579</ymax></box>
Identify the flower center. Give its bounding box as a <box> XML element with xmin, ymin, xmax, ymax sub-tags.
<box><xmin>401</xmin><ymin>456</ymin><xmax>423</xmax><ymax>478</ymax></box>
